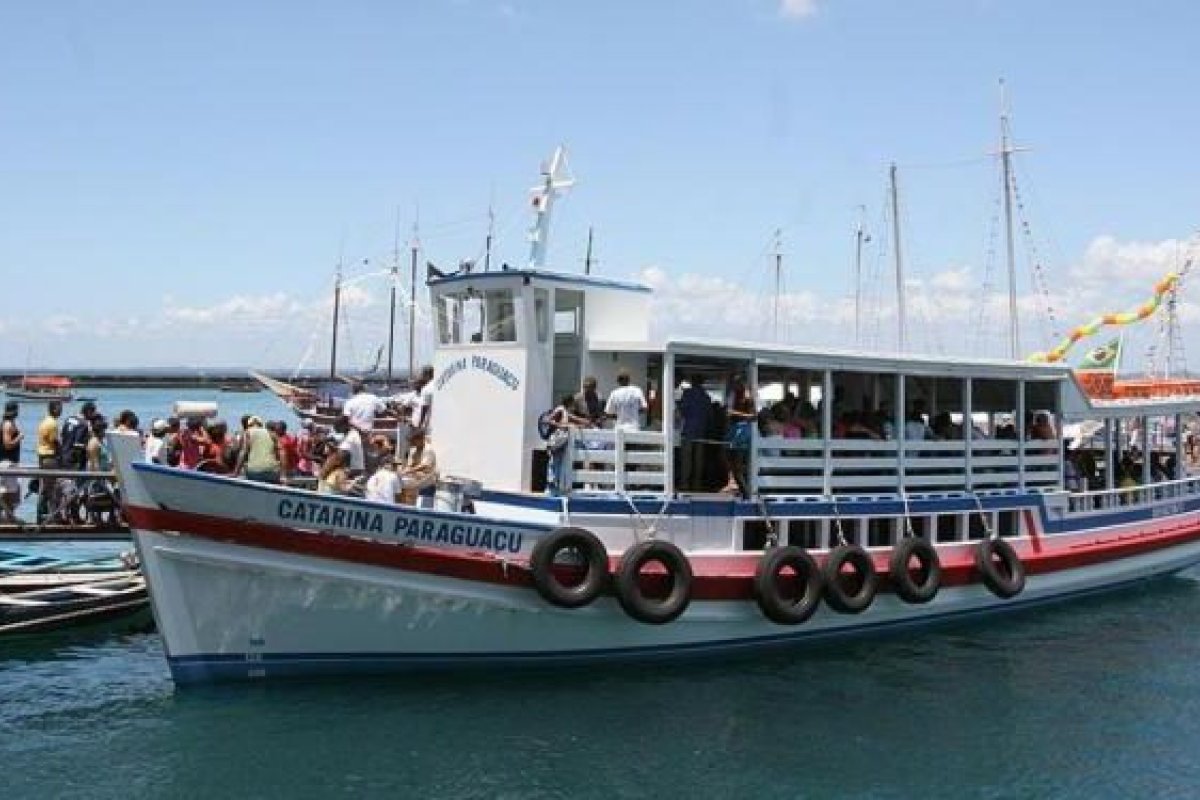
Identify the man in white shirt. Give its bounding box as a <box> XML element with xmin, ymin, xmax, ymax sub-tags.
<box><xmin>605</xmin><ymin>369</ymin><xmax>647</xmax><ymax>432</ymax></box>
<box><xmin>342</xmin><ymin>381</ymin><xmax>385</xmax><ymax>436</ymax></box>
<box><xmin>365</xmin><ymin>459</ymin><xmax>402</xmax><ymax>504</ymax></box>
<box><xmin>334</xmin><ymin>415</ymin><xmax>366</xmax><ymax>476</ymax></box>
<box><xmin>412</xmin><ymin>365</ymin><xmax>435</xmax><ymax>438</ymax></box>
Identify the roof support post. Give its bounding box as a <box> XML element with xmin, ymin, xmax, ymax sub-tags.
<box><xmin>964</xmin><ymin>378</ymin><xmax>974</xmax><ymax>492</ymax></box>
<box><xmin>822</xmin><ymin>369</ymin><xmax>833</xmax><ymax>497</ymax></box>
<box><xmin>1017</xmin><ymin>378</ymin><xmax>1026</xmax><ymax>492</ymax></box>
<box><xmin>663</xmin><ymin>352</ymin><xmax>675</xmax><ymax>496</ymax></box>
<box><xmin>896</xmin><ymin>373</ymin><xmax>907</xmax><ymax>495</ymax></box>
<box><xmin>1176</xmin><ymin>413</ymin><xmax>1185</xmax><ymax>496</ymax></box>
<box><xmin>748</xmin><ymin>359</ymin><xmax>760</xmax><ymax>499</ymax></box>
<box><xmin>1141</xmin><ymin>415</ymin><xmax>1152</xmax><ymax>501</ymax></box>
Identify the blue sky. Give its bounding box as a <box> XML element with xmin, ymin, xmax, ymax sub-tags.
<box><xmin>1</xmin><ymin>0</ymin><xmax>1199</xmax><ymax>370</ymax></box>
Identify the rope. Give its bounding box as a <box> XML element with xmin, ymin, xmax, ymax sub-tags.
<box><xmin>619</xmin><ymin>491</ymin><xmax>674</xmax><ymax>542</ymax></box>
<box><xmin>972</xmin><ymin>493</ymin><xmax>996</xmax><ymax>541</ymax></box>
<box><xmin>829</xmin><ymin>495</ymin><xmax>849</xmax><ymax>548</ymax></box>
<box><xmin>756</xmin><ymin>496</ymin><xmax>779</xmax><ymax>548</ymax></box>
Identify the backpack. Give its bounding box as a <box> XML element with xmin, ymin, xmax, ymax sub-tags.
<box><xmin>537</xmin><ymin>409</ymin><xmax>556</xmax><ymax>440</ymax></box>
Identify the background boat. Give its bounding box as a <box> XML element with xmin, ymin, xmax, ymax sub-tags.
<box><xmin>4</xmin><ymin>375</ymin><xmax>74</xmax><ymax>403</ymax></box>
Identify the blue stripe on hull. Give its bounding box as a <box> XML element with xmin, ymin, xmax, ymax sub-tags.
<box><xmin>166</xmin><ymin>564</ymin><xmax>1200</xmax><ymax>684</ymax></box>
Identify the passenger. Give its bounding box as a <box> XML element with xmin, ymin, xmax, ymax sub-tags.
<box><xmin>365</xmin><ymin>454</ymin><xmax>403</xmax><ymax>504</ymax></box>
<box><xmin>572</xmin><ymin>375</ymin><xmax>605</xmax><ymax>426</ymax></box>
<box><xmin>904</xmin><ymin>406</ymin><xmax>930</xmax><ymax>440</ymax></box>
<box><xmin>61</xmin><ymin>401</ymin><xmax>99</xmax><ymax>471</ymax></box>
<box><xmin>605</xmin><ymin>369</ymin><xmax>647</xmax><ymax>432</ymax></box>
<box><xmin>35</xmin><ymin>400</ymin><xmax>63</xmax><ymax>524</ymax></box>
<box><xmin>678</xmin><ymin>375</ymin><xmax>711</xmax><ymax>491</ymax></box>
<box><xmin>144</xmin><ymin>419</ymin><xmax>168</xmax><ymax>463</ymax></box>
<box><xmin>334</xmin><ymin>414</ymin><xmax>366</xmax><ymax>477</ymax></box>
<box><xmin>114</xmin><ymin>410</ymin><xmax>140</xmax><ymax>434</ymax></box>
<box><xmin>399</xmin><ymin>428</ymin><xmax>438</xmax><ymax>507</ymax></box>
<box><xmin>160</xmin><ymin>417</ymin><xmax>183</xmax><ymax>466</ymax></box>
<box><xmin>343</xmin><ymin>380</ymin><xmax>386</xmax><ymax>438</ymax></box>
<box><xmin>178</xmin><ymin>417</ymin><xmax>209</xmax><ymax>470</ymax></box>
<box><xmin>317</xmin><ymin>450</ymin><xmax>352</xmax><ymax>495</ymax></box>
<box><xmin>793</xmin><ymin>400</ymin><xmax>819</xmax><ymax>438</ymax></box>
<box><xmin>930</xmin><ymin>412</ymin><xmax>956</xmax><ymax>441</ymax></box>
<box><xmin>295</xmin><ymin>419</ymin><xmax>316</xmax><ymax>476</ymax></box>
<box><xmin>0</xmin><ymin>402</ymin><xmax>22</xmax><ymax>524</ymax></box>
<box><xmin>1063</xmin><ymin>448</ymin><xmax>1083</xmax><ymax>493</ymax></box>
<box><xmin>722</xmin><ymin>376</ymin><xmax>755</xmax><ymax>497</ymax></box>
<box><xmin>236</xmin><ymin>416</ymin><xmax>281</xmax><ymax>484</ymax></box>
<box><xmin>1029</xmin><ymin>412</ymin><xmax>1056</xmax><ymax>441</ymax></box>
<box><xmin>85</xmin><ymin>416</ymin><xmax>111</xmax><ymax>472</ymax></box>
<box><xmin>200</xmin><ymin>420</ymin><xmax>230</xmax><ymax>474</ymax></box>
<box><xmin>412</xmin><ymin>365</ymin><xmax>436</xmax><ymax>440</ymax></box>
<box><xmin>272</xmin><ymin>421</ymin><xmax>299</xmax><ymax>478</ymax></box>
<box><xmin>843</xmin><ymin>410</ymin><xmax>881</xmax><ymax>441</ymax></box>
<box><xmin>545</xmin><ymin>393</ymin><xmax>589</xmax><ymax>496</ymax></box>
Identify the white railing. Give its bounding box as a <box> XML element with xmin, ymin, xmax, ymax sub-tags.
<box><xmin>755</xmin><ymin>436</ymin><xmax>1060</xmax><ymax>496</ymax></box>
<box><xmin>1065</xmin><ymin>472</ymin><xmax>1200</xmax><ymax>513</ymax></box>
<box><xmin>567</xmin><ymin>429</ymin><xmax>667</xmax><ymax>494</ymax></box>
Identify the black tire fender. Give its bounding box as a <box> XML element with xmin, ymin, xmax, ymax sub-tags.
<box><xmin>529</xmin><ymin>527</ymin><xmax>609</xmax><ymax>609</ymax></box>
<box><xmin>889</xmin><ymin>537</ymin><xmax>942</xmax><ymax>604</ymax></box>
<box><xmin>753</xmin><ymin>546</ymin><xmax>823</xmax><ymax>625</ymax></box>
<box><xmin>975</xmin><ymin>537</ymin><xmax>1026</xmax><ymax>599</ymax></box>
<box><xmin>823</xmin><ymin>544</ymin><xmax>878</xmax><ymax>614</ymax></box>
<box><xmin>615</xmin><ymin>540</ymin><xmax>693</xmax><ymax>624</ymax></box>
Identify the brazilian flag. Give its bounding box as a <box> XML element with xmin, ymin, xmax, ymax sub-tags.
<box><xmin>1078</xmin><ymin>338</ymin><xmax>1121</xmax><ymax>371</ymax></box>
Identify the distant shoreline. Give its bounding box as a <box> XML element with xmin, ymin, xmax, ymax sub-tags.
<box><xmin>0</xmin><ymin>371</ymin><xmax>416</xmax><ymax>390</ymax></box>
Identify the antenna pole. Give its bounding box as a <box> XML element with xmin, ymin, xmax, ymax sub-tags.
<box><xmin>484</xmin><ymin>199</ymin><xmax>494</xmax><ymax>272</ymax></box>
<box><xmin>408</xmin><ymin>217</ymin><xmax>419</xmax><ymax>381</ymax></box>
<box><xmin>584</xmin><ymin>226</ymin><xmax>594</xmax><ymax>275</ymax></box>
<box><xmin>387</xmin><ymin>207</ymin><xmax>400</xmax><ymax>387</ymax></box>
<box><xmin>330</xmin><ymin>263</ymin><xmax>342</xmax><ymax>380</ymax></box>
<box><xmin>773</xmin><ymin>229</ymin><xmax>783</xmax><ymax>342</ymax></box>
<box><xmin>854</xmin><ymin>205</ymin><xmax>866</xmax><ymax>345</ymax></box>
<box><xmin>889</xmin><ymin>163</ymin><xmax>906</xmax><ymax>352</ymax></box>
<box><xmin>1000</xmin><ymin>79</ymin><xmax>1020</xmax><ymax>359</ymax></box>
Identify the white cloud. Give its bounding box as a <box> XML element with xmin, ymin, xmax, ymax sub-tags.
<box><xmin>779</xmin><ymin>0</ymin><xmax>820</xmax><ymax>19</ymax></box>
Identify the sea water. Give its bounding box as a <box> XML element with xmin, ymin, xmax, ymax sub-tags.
<box><xmin>2</xmin><ymin>389</ymin><xmax>1199</xmax><ymax>798</ymax></box>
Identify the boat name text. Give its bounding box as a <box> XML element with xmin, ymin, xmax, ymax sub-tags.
<box><xmin>275</xmin><ymin>499</ymin><xmax>524</xmax><ymax>553</ymax></box>
<box><xmin>436</xmin><ymin>356</ymin><xmax>520</xmax><ymax>392</ymax></box>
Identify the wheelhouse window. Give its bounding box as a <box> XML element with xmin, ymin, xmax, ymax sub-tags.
<box><xmin>435</xmin><ymin>288</ymin><xmax>520</xmax><ymax>345</ymax></box>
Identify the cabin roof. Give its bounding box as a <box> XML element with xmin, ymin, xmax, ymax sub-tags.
<box><xmin>427</xmin><ymin>268</ymin><xmax>651</xmax><ymax>294</ymax></box>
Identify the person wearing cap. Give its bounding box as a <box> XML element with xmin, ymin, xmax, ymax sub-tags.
<box><xmin>144</xmin><ymin>419</ymin><xmax>168</xmax><ymax>464</ymax></box>
<box><xmin>399</xmin><ymin>428</ymin><xmax>438</xmax><ymax>507</ymax></box>
<box><xmin>0</xmin><ymin>401</ymin><xmax>22</xmax><ymax>524</ymax></box>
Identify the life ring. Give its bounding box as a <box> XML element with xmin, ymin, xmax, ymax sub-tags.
<box><xmin>889</xmin><ymin>537</ymin><xmax>942</xmax><ymax>604</ymax></box>
<box><xmin>823</xmin><ymin>544</ymin><xmax>878</xmax><ymax>614</ymax></box>
<box><xmin>975</xmin><ymin>537</ymin><xmax>1026</xmax><ymax>599</ymax></box>
<box><xmin>529</xmin><ymin>527</ymin><xmax>610</xmax><ymax>609</ymax></box>
<box><xmin>615</xmin><ymin>540</ymin><xmax>693</xmax><ymax>624</ymax></box>
<box><xmin>753</xmin><ymin>546</ymin><xmax>823</xmax><ymax>625</ymax></box>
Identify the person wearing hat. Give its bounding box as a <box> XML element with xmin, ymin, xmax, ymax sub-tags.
<box><xmin>0</xmin><ymin>401</ymin><xmax>22</xmax><ymax>524</ymax></box>
<box><xmin>144</xmin><ymin>419</ymin><xmax>168</xmax><ymax>464</ymax></box>
<box><xmin>399</xmin><ymin>428</ymin><xmax>438</xmax><ymax>507</ymax></box>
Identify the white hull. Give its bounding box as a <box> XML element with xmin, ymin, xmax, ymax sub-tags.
<box><xmin>134</xmin><ymin>524</ymin><xmax>1200</xmax><ymax>683</ymax></box>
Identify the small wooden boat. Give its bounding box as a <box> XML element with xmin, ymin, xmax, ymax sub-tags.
<box><xmin>4</xmin><ymin>376</ymin><xmax>74</xmax><ymax>403</ymax></box>
<box><xmin>0</xmin><ymin>549</ymin><xmax>132</xmax><ymax>577</ymax></box>
<box><xmin>0</xmin><ymin>568</ymin><xmax>139</xmax><ymax>594</ymax></box>
<box><xmin>0</xmin><ymin>574</ymin><xmax>148</xmax><ymax>635</ymax></box>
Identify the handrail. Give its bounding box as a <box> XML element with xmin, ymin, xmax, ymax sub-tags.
<box><xmin>0</xmin><ymin>466</ymin><xmax>117</xmax><ymax>480</ymax></box>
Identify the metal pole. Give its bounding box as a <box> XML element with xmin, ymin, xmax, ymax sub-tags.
<box><xmin>773</xmin><ymin>229</ymin><xmax>782</xmax><ymax>342</ymax></box>
<box><xmin>387</xmin><ymin>209</ymin><xmax>400</xmax><ymax>386</ymax></box>
<box><xmin>584</xmin><ymin>226</ymin><xmax>594</xmax><ymax>275</ymax></box>
<box><xmin>1000</xmin><ymin>80</ymin><xmax>1020</xmax><ymax>359</ymax></box>
<box><xmin>408</xmin><ymin>232</ymin><xmax>418</xmax><ymax>382</ymax></box>
<box><xmin>854</xmin><ymin>206</ymin><xmax>866</xmax><ymax>345</ymax></box>
<box><xmin>330</xmin><ymin>268</ymin><xmax>341</xmax><ymax>380</ymax></box>
<box><xmin>889</xmin><ymin>163</ymin><xmax>905</xmax><ymax>352</ymax></box>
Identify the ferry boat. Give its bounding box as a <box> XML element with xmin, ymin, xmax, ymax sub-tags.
<box><xmin>4</xmin><ymin>375</ymin><xmax>74</xmax><ymax>403</ymax></box>
<box><xmin>111</xmin><ymin>152</ymin><xmax>1200</xmax><ymax>684</ymax></box>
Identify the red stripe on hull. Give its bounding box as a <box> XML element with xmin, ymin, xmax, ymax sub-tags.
<box><xmin>126</xmin><ymin>505</ymin><xmax>1200</xmax><ymax>602</ymax></box>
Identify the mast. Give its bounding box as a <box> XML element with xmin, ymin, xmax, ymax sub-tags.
<box><xmin>853</xmin><ymin>205</ymin><xmax>868</xmax><ymax>345</ymax></box>
<box><xmin>329</xmin><ymin>263</ymin><xmax>342</xmax><ymax>380</ymax></box>
<box><xmin>408</xmin><ymin>218</ymin><xmax>419</xmax><ymax>381</ymax></box>
<box><xmin>999</xmin><ymin>79</ymin><xmax>1020</xmax><ymax>359</ymax></box>
<box><xmin>387</xmin><ymin>208</ymin><xmax>400</xmax><ymax>386</ymax></box>
<box><xmin>484</xmin><ymin>201</ymin><xmax>494</xmax><ymax>272</ymax></box>
<box><xmin>772</xmin><ymin>228</ymin><xmax>783</xmax><ymax>342</ymax></box>
<box><xmin>889</xmin><ymin>163</ymin><xmax>906</xmax><ymax>352</ymax></box>
<box><xmin>527</xmin><ymin>145</ymin><xmax>575</xmax><ymax>269</ymax></box>
<box><xmin>584</xmin><ymin>226</ymin><xmax>594</xmax><ymax>275</ymax></box>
